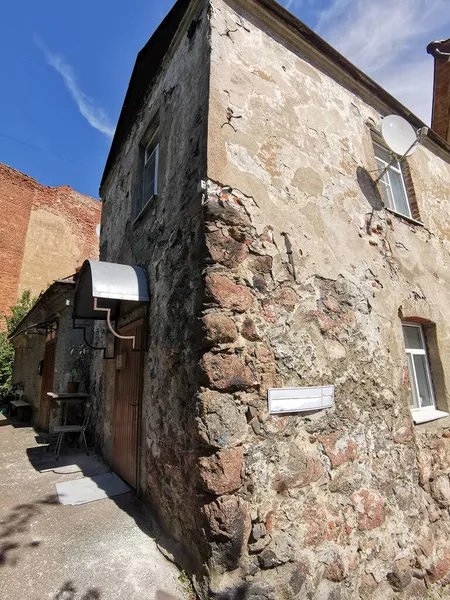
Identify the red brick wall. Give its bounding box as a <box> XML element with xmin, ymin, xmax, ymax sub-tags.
<box><xmin>431</xmin><ymin>56</ymin><xmax>450</xmax><ymax>143</ymax></box>
<box><xmin>0</xmin><ymin>163</ymin><xmax>101</xmax><ymax>327</ymax></box>
<box><xmin>0</xmin><ymin>164</ymin><xmax>35</xmax><ymax>324</ymax></box>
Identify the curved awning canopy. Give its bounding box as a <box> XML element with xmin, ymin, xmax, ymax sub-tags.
<box><xmin>74</xmin><ymin>260</ymin><xmax>149</xmax><ymax>320</ymax></box>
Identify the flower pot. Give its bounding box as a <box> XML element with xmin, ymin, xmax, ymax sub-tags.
<box><xmin>67</xmin><ymin>381</ymin><xmax>80</xmax><ymax>393</ymax></box>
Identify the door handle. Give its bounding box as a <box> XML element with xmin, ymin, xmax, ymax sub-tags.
<box><xmin>130</xmin><ymin>403</ymin><xmax>138</xmax><ymax>407</ymax></box>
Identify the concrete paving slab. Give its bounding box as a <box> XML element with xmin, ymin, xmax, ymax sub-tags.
<box><xmin>0</xmin><ymin>415</ymin><xmax>193</xmax><ymax>600</ymax></box>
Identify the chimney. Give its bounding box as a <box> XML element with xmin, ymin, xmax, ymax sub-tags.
<box><xmin>427</xmin><ymin>39</ymin><xmax>450</xmax><ymax>143</ymax></box>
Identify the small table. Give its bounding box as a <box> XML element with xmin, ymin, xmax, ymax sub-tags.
<box><xmin>47</xmin><ymin>393</ymin><xmax>89</xmax><ymax>425</ymax></box>
<box><xmin>9</xmin><ymin>399</ymin><xmax>32</xmax><ymax>421</ymax></box>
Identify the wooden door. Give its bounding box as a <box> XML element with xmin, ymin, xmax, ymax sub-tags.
<box><xmin>112</xmin><ymin>320</ymin><xmax>144</xmax><ymax>488</ymax></box>
<box><xmin>38</xmin><ymin>340</ymin><xmax>56</xmax><ymax>430</ymax></box>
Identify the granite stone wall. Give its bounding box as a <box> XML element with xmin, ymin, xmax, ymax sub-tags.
<box><xmin>195</xmin><ymin>1</ymin><xmax>450</xmax><ymax>597</ymax></box>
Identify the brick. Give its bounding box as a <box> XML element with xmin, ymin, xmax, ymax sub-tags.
<box><xmin>0</xmin><ymin>163</ymin><xmax>100</xmax><ymax>326</ymax></box>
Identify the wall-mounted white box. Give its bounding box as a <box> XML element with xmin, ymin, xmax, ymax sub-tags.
<box><xmin>268</xmin><ymin>385</ymin><xmax>334</xmax><ymax>414</ymax></box>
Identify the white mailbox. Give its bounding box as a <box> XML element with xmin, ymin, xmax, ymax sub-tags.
<box><xmin>268</xmin><ymin>385</ymin><xmax>334</xmax><ymax>414</ymax></box>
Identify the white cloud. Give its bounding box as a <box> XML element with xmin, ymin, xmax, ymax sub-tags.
<box><xmin>315</xmin><ymin>0</ymin><xmax>450</xmax><ymax>124</ymax></box>
<box><xmin>283</xmin><ymin>0</ymin><xmax>313</xmax><ymax>13</ymax></box>
<box><xmin>283</xmin><ymin>0</ymin><xmax>299</xmax><ymax>10</ymax></box>
<box><xmin>34</xmin><ymin>36</ymin><xmax>115</xmax><ymax>139</ymax></box>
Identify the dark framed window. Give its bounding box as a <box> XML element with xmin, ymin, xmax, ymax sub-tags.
<box><xmin>135</xmin><ymin>135</ymin><xmax>159</xmax><ymax>218</ymax></box>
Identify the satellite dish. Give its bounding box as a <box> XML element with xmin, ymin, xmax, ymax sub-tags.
<box><xmin>96</xmin><ymin>224</ymin><xmax>101</xmax><ymax>238</ymax></box>
<box><xmin>381</xmin><ymin>115</ymin><xmax>417</xmax><ymax>157</ymax></box>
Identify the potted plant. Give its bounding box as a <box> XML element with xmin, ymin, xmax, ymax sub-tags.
<box><xmin>68</xmin><ymin>344</ymin><xmax>87</xmax><ymax>393</ymax></box>
<box><xmin>67</xmin><ymin>368</ymin><xmax>79</xmax><ymax>393</ymax></box>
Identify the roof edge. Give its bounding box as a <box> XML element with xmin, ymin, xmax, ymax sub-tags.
<box><xmin>8</xmin><ymin>280</ymin><xmax>74</xmax><ymax>340</ymax></box>
<box><xmin>100</xmin><ymin>0</ymin><xmax>196</xmax><ymax>195</ymax></box>
<box><xmin>233</xmin><ymin>0</ymin><xmax>450</xmax><ymax>155</ymax></box>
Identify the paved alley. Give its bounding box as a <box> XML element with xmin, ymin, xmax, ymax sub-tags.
<box><xmin>0</xmin><ymin>415</ymin><xmax>192</xmax><ymax>600</ymax></box>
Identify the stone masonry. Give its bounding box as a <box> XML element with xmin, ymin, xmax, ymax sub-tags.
<box><xmin>94</xmin><ymin>1</ymin><xmax>450</xmax><ymax>598</ymax></box>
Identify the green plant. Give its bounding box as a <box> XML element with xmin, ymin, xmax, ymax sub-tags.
<box><xmin>69</xmin><ymin>344</ymin><xmax>88</xmax><ymax>381</ymax></box>
<box><xmin>0</xmin><ymin>290</ymin><xmax>36</xmax><ymax>394</ymax></box>
<box><xmin>0</xmin><ymin>332</ymin><xmax>14</xmax><ymax>394</ymax></box>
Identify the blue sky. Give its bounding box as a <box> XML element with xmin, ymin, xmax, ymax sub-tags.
<box><xmin>0</xmin><ymin>0</ymin><xmax>448</xmax><ymax>199</ymax></box>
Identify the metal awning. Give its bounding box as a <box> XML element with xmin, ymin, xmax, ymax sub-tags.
<box><xmin>74</xmin><ymin>260</ymin><xmax>149</xmax><ymax>320</ymax></box>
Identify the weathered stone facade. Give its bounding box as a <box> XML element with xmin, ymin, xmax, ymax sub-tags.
<box><xmin>94</xmin><ymin>0</ymin><xmax>450</xmax><ymax>598</ymax></box>
<box><xmin>92</xmin><ymin>0</ymin><xmax>211</xmax><ymax>574</ymax></box>
<box><xmin>0</xmin><ymin>163</ymin><xmax>101</xmax><ymax>327</ymax></box>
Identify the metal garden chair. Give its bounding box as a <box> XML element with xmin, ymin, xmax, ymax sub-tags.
<box><xmin>54</xmin><ymin>403</ymin><xmax>92</xmax><ymax>460</ymax></box>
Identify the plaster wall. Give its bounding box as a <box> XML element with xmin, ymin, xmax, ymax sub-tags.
<box><xmin>12</xmin><ymin>334</ymin><xmax>45</xmax><ymax>420</ymax></box>
<box><xmin>193</xmin><ymin>1</ymin><xmax>450</xmax><ymax>598</ymax></box>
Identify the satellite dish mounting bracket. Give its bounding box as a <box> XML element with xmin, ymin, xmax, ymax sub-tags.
<box><xmin>372</xmin><ymin>121</ymin><xmax>428</xmax><ymax>186</ymax></box>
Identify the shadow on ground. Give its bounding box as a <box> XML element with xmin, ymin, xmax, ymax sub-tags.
<box><xmin>0</xmin><ymin>493</ymin><xmax>58</xmax><ymax>567</ymax></box>
<box><xmin>0</xmin><ymin>414</ymin><xmax>32</xmax><ymax>428</ymax></box>
<box><xmin>51</xmin><ymin>581</ymin><xmax>101</xmax><ymax>600</ymax></box>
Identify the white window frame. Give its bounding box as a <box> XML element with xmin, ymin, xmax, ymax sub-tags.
<box><xmin>402</xmin><ymin>322</ymin><xmax>448</xmax><ymax>424</ymax></box>
<box><xmin>374</xmin><ymin>141</ymin><xmax>412</xmax><ymax>219</ymax></box>
<box><xmin>136</xmin><ymin>139</ymin><xmax>159</xmax><ymax>219</ymax></box>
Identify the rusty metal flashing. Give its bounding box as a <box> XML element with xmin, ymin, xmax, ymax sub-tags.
<box><xmin>427</xmin><ymin>39</ymin><xmax>450</xmax><ymax>60</ymax></box>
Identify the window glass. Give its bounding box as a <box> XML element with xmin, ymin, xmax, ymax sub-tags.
<box><xmin>406</xmin><ymin>354</ymin><xmax>419</xmax><ymax>408</ymax></box>
<box><xmin>402</xmin><ymin>323</ymin><xmax>436</xmax><ymax>413</ymax></box>
<box><xmin>389</xmin><ymin>169</ymin><xmax>410</xmax><ymax>217</ymax></box>
<box><xmin>136</xmin><ymin>140</ymin><xmax>159</xmax><ymax>218</ymax></box>
<box><xmin>413</xmin><ymin>355</ymin><xmax>433</xmax><ymax>407</ymax></box>
<box><xmin>403</xmin><ymin>325</ymin><xmax>423</xmax><ymax>350</ymax></box>
<box><xmin>379</xmin><ymin>180</ymin><xmax>394</xmax><ymax>210</ymax></box>
<box><xmin>375</xmin><ymin>144</ymin><xmax>390</xmax><ymax>164</ymax></box>
<box><xmin>143</xmin><ymin>145</ymin><xmax>158</xmax><ymax>203</ymax></box>
<box><xmin>374</xmin><ymin>142</ymin><xmax>411</xmax><ymax>218</ymax></box>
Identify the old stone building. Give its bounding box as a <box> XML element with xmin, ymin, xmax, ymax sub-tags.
<box><xmin>0</xmin><ymin>162</ymin><xmax>101</xmax><ymax>326</ymax></box>
<box><xmin>9</xmin><ymin>278</ymin><xmax>92</xmax><ymax>431</ymax></box>
<box><xmin>85</xmin><ymin>1</ymin><xmax>450</xmax><ymax>598</ymax></box>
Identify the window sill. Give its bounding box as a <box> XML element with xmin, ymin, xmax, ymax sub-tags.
<box><xmin>411</xmin><ymin>408</ymin><xmax>449</xmax><ymax>424</ymax></box>
<box><xmin>385</xmin><ymin>208</ymin><xmax>423</xmax><ymax>227</ymax></box>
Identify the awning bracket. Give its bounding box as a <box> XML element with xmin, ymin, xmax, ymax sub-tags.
<box><xmin>93</xmin><ymin>298</ymin><xmax>136</xmax><ymax>349</ymax></box>
<box><xmin>72</xmin><ymin>318</ymin><xmax>115</xmax><ymax>360</ymax></box>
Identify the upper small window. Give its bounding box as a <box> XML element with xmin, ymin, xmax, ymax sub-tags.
<box><xmin>136</xmin><ymin>137</ymin><xmax>159</xmax><ymax>218</ymax></box>
<box><xmin>402</xmin><ymin>322</ymin><xmax>435</xmax><ymax>413</ymax></box>
<box><xmin>374</xmin><ymin>142</ymin><xmax>412</xmax><ymax>218</ymax></box>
